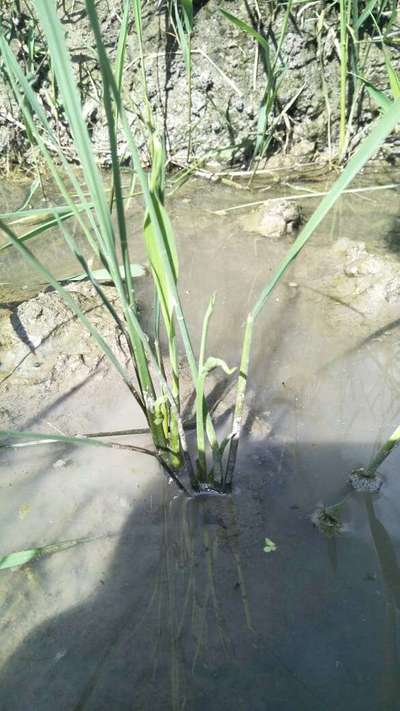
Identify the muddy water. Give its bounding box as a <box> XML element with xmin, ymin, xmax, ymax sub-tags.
<box><xmin>1</xmin><ymin>170</ymin><xmax>400</xmax><ymax>710</ymax></box>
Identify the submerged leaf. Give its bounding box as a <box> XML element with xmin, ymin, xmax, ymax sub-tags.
<box><xmin>263</xmin><ymin>538</ymin><xmax>277</xmax><ymax>553</ymax></box>
<box><xmin>0</xmin><ymin>537</ymin><xmax>94</xmax><ymax>571</ymax></box>
<box><xmin>68</xmin><ymin>263</ymin><xmax>146</xmax><ymax>283</ymax></box>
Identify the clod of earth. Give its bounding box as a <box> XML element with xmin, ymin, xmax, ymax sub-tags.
<box><xmin>240</xmin><ymin>199</ymin><xmax>302</xmax><ymax>238</ymax></box>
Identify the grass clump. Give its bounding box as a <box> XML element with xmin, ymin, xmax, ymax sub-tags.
<box><xmin>0</xmin><ymin>1</ymin><xmax>399</xmax><ymax>499</ymax></box>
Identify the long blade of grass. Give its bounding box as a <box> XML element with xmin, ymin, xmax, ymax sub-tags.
<box><xmin>84</xmin><ymin>1</ymin><xmax>220</xmax><ymax>463</ymax></box>
<box><xmin>367</xmin><ymin>423</ymin><xmax>400</xmax><ymax>476</ymax></box>
<box><xmin>0</xmin><ymin>429</ymin><xmax>189</xmax><ymax>494</ymax></box>
<box><xmin>15</xmin><ymin>178</ymin><xmax>40</xmax><ymax>211</ymax></box>
<box><xmin>33</xmin><ymin>3</ymin><xmax>115</xmax><ymax>254</ymax></box>
<box><xmin>32</xmin><ymin>1</ymin><xmax>161</xmax><ymax>426</ymax></box>
<box><xmin>2</xmin><ymin>205</ymin><xmax>88</xmax><ymax>223</ymax></box>
<box><xmin>384</xmin><ymin>50</ymin><xmax>400</xmax><ymax>100</ymax></box>
<box><xmin>195</xmin><ymin>357</ymin><xmax>235</xmax><ymax>484</ymax></box>
<box><xmin>220</xmin><ymin>9</ymin><xmax>270</xmax><ymax>59</ymax></box>
<box><xmin>354</xmin><ymin>0</ymin><xmax>380</xmax><ymax>29</ymax></box>
<box><xmin>28</xmin><ymin>3</ymin><xmax>141</xmax><ymax>363</ymax></box>
<box><xmin>225</xmin><ymin>99</ymin><xmax>400</xmax><ymax>483</ymax></box>
<box><xmin>252</xmin><ymin>99</ymin><xmax>400</xmax><ymax>320</ymax></box>
<box><xmin>0</xmin><ymin>537</ymin><xmax>97</xmax><ymax>571</ymax></box>
<box><xmin>114</xmin><ymin>0</ymin><xmax>130</xmax><ymax>97</ymax></box>
<box><xmin>0</xmin><ymin>35</ymin><xmax>106</xmax><ymax>256</ymax></box>
<box><xmin>363</xmin><ymin>80</ymin><xmax>393</xmax><ymax>111</ymax></box>
<box><xmin>144</xmin><ymin>136</ymin><xmax>180</xmax><ymax>402</ymax></box>
<box><xmin>108</xmin><ymin>0</ymin><xmax>131</xmax><ymax>205</ymax></box>
<box><xmin>220</xmin><ymin>8</ymin><xmax>280</xmax><ymax>160</ymax></box>
<box><xmin>131</xmin><ymin>0</ymin><xmax>152</xmax><ymax>127</ymax></box>
<box><xmin>68</xmin><ymin>263</ymin><xmax>145</xmax><ymax>283</ymax></box>
<box><xmin>0</xmin><ymin>209</ymin><xmax>77</xmax><ymax>251</ymax></box>
<box><xmin>195</xmin><ymin>295</ymin><xmax>215</xmax><ymax>480</ymax></box>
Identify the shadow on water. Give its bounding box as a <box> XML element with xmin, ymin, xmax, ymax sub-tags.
<box><xmin>1</xmin><ymin>433</ymin><xmax>400</xmax><ymax>711</ymax></box>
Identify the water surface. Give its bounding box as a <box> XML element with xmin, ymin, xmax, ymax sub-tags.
<box><xmin>1</xmin><ymin>170</ymin><xmax>400</xmax><ymax>710</ymax></box>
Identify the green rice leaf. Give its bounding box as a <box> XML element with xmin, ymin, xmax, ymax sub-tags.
<box><xmin>226</xmin><ymin>99</ymin><xmax>400</xmax><ymax>484</ymax></box>
<box><xmin>354</xmin><ymin>0</ymin><xmax>379</xmax><ymax>29</ymax></box>
<box><xmin>15</xmin><ymin>178</ymin><xmax>40</xmax><ymax>212</ymax></box>
<box><xmin>252</xmin><ymin>99</ymin><xmax>400</xmax><ymax>320</ymax></box>
<box><xmin>68</xmin><ymin>263</ymin><xmax>146</xmax><ymax>283</ymax></box>
<box><xmin>178</xmin><ymin>0</ymin><xmax>193</xmax><ymax>29</ymax></box>
<box><xmin>364</xmin><ymin>82</ymin><xmax>393</xmax><ymax>111</ymax></box>
<box><xmin>0</xmin><ymin>537</ymin><xmax>95</xmax><ymax>571</ymax></box>
<box><xmin>0</xmin><ymin>209</ymin><xmax>77</xmax><ymax>251</ymax></box>
<box><xmin>220</xmin><ymin>9</ymin><xmax>269</xmax><ymax>54</ymax></box>
<box><xmin>384</xmin><ymin>51</ymin><xmax>400</xmax><ymax>100</ymax></box>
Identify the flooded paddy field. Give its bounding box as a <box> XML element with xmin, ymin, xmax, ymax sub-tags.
<box><xmin>1</xmin><ymin>169</ymin><xmax>400</xmax><ymax>710</ymax></box>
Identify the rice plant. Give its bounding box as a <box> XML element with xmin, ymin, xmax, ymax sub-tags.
<box><xmin>223</xmin><ymin>96</ymin><xmax>400</xmax><ymax>485</ymax></box>
<box><xmin>219</xmin><ymin>0</ymin><xmax>398</xmax><ymax>163</ymax></box>
<box><xmin>169</xmin><ymin>0</ymin><xmax>194</xmax><ymax>160</ymax></box>
<box><xmin>220</xmin><ymin>4</ymin><xmax>293</xmax><ymax>164</ymax></box>
<box><xmin>0</xmin><ymin>1</ymin><xmax>399</xmax><ymax>498</ymax></box>
<box><xmin>337</xmin><ymin>0</ymin><xmax>398</xmax><ymax>159</ymax></box>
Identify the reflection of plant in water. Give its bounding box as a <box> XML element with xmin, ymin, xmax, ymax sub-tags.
<box><xmin>364</xmin><ymin>495</ymin><xmax>400</xmax><ymax>706</ymax></box>
<box><xmin>148</xmin><ymin>493</ymin><xmax>253</xmax><ymax>710</ymax></box>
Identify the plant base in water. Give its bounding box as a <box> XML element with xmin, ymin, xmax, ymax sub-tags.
<box><xmin>311</xmin><ymin>503</ymin><xmax>343</xmax><ymax>537</ymax></box>
<box><xmin>349</xmin><ymin>467</ymin><xmax>382</xmax><ymax>493</ymax></box>
<box><xmin>194</xmin><ymin>480</ymin><xmax>233</xmax><ymax>495</ymax></box>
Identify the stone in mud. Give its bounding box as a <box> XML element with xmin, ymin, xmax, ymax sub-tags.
<box><xmin>53</xmin><ymin>458</ymin><xmax>68</xmax><ymax>469</ymax></box>
<box><xmin>336</xmin><ymin>239</ymin><xmax>384</xmax><ymax>279</ymax></box>
<box><xmin>326</xmin><ymin>237</ymin><xmax>400</xmax><ymax>317</ymax></box>
<box><xmin>258</xmin><ymin>200</ymin><xmax>301</xmax><ymax>238</ymax></box>
<box><xmin>290</xmin><ymin>139</ymin><xmax>316</xmax><ymax>159</ymax></box>
<box><xmin>385</xmin><ymin>277</ymin><xmax>400</xmax><ymax>303</ymax></box>
<box><xmin>343</xmin><ymin>253</ymin><xmax>381</xmax><ymax>278</ymax></box>
<box><xmin>0</xmin><ymin>283</ymin><xmax>130</xmax><ymax>387</ymax></box>
<box><xmin>241</xmin><ymin>199</ymin><xmax>302</xmax><ymax>239</ymax></box>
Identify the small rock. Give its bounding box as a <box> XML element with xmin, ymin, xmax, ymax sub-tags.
<box><xmin>344</xmin><ymin>264</ymin><xmax>360</xmax><ymax>278</ymax></box>
<box><xmin>385</xmin><ymin>278</ymin><xmax>400</xmax><ymax>303</ymax></box>
<box><xmin>53</xmin><ymin>459</ymin><xmax>68</xmax><ymax>469</ymax></box>
<box><xmin>344</xmin><ymin>256</ymin><xmax>380</xmax><ymax>278</ymax></box>
<box><xmin>258</xmin><ymin>200</ymin><xmax>301</xmax><ymax>238</ymax></box>
<box><xmin>291</xmin><ymin>139</ymin><xmax>315</xmax><ymax>158</ymax></box>
<box><xmin>241</xmin><ymin>199</ymin><xmax>302</xmax><ymax>238</ymax></box>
